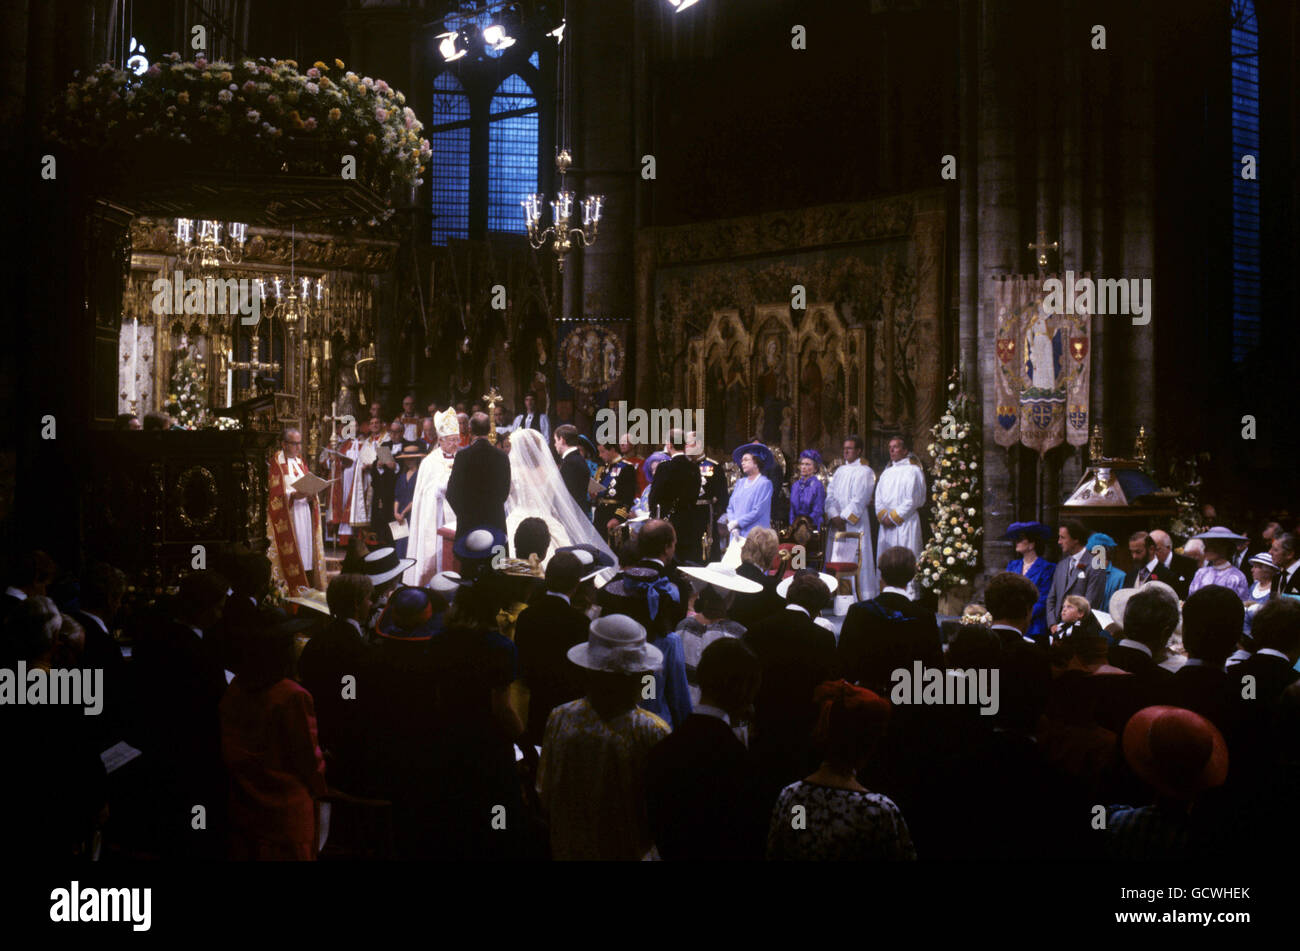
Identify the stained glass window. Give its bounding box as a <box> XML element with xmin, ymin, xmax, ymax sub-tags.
<box><xmin>1230</xmin><ymin>0</ymin><xmax>1260</xmax><ymax>364</ymax></box>
<box><xmin>488</xmin><ymin>73</ymin><xmax>540</xmax><ymax>234</ymax></box>
<box><xmin>430</xmin><ymin>71</ymin><xmax>471</xmax><ymax>245</ymax></box>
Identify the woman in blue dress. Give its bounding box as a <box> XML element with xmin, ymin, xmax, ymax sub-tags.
<box><xmin>1085</xmin><ymin>532</ymin><xmax>1127</xmax><ymax>614</ymax></box>
<box><xmin>1003</xmin><ymin>521</ymin><xmax>1054</xmax><ymax>640</ymax></box>
<box><xmin>722</xmin><ymin>443</ymin><xmax>774</xmax><ymax>538</ymax></box>
<box><xmin>788</xmin><ymin>449</ymin><xmax>826</xmax><ymax>530</ymax></box>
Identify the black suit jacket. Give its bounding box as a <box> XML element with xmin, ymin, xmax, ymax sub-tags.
<box><xmin>837</xmin><ymin>592</ymin><xmax>942</xmax><ymax>693</ymax></box>
<box><xmin>445</xmin><ymin>437</ymin><xmax>511</xmax><ymax>541</ymax></box>
<box><xmin>514</xmin><ymin>594</ymin><xmax>591</xmax><ymax>745</ymax></box>
<box><xmin>1159</xmin><ymin>662</ymin><xmax>1234</xmax><ymax>734</ymax></box>
<box><xmin>1272</xmin><ymin>565</ymin><xmax>1300</xmax><ymax>597</ymax></box>
<box><xmin>1124</xmin><ymin>557</ymin><xmax>1195</xmax><ymax>599</ymax></box>
<box><xmin>646</xmin><ymin>713</ymin><xmax>767</xmax><ymax>861</ymax></box>
<box><xmin>730</xmin><ymin>562</ymin><xmax>784</xmax><ymax>629</ymax></box>
<box><xmin>558</xmin><ymin>449</ymin><xmax>590</xmax><ymax>512</ymax></box>
<box><xmin>743</xmin><ymin>608</ymin><xmax>837</xmax><ymax>794</ymax></box>
<box><xmin>1108</xmin><ymin>642</ymin><xmax>1173</xmax><ymax>683</ymax></box>
<box><xmin>1227</xmin><ymin>651</ymin><xmax>1300</xmax><ymax>705</ymax></box>
<box><xmin>298</xmin><ymin>617</ymin><xmax>369</xmax><ymax>786</ymax></box>
<box><xmin>70</xmin><ymin>609</ymin><xmax>126</xmax><ymax>743</ymax></box>
<box><xmin>647</xmin><ymin>453</ymin><xmax>698</xmax><ymax>521</ymax></box>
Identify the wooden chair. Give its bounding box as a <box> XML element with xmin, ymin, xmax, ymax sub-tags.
<box><xmin>824</xmin><ymin>530</ymin><xmax>863</xmax><ymax>600</ymax></box>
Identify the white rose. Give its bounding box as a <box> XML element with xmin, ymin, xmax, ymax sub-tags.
<box><xmin>946</xmin><ymin>556</ymin><xmax>955</xmax><ymax>565</ymax></box>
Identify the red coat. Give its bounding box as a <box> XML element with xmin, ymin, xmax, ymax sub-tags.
<box><xmin>220</xmin><ymin>678</ymin><xmax>327</xmax><ymax>860</ymax></box>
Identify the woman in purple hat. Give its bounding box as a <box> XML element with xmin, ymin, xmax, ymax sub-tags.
<box><xmin>1187</xmin><ymin>528</ymin><xmax>1250</xmax><ymax>599</ymax></box>
<box><xmin>789</xmin><ymin>449</ymin><xmax>826</xmax><ymax>530</ymax></box>
<box><xmin>1003</xmin><ymin>522</ymin><xmax>1055</xmax><ymax>640</ymax></box>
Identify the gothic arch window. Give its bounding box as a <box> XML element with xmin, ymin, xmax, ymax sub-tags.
<box><xmin>431</xmin><ymin>71</ymin><xmax>472</xmax><ymax>245</ymax></box>
<box><xmin>429</xmin><ymin>51</ymin><xmax>543</xmax><ymax>245</ymax></box>
<box><xmin>1230</xmin><ymin>0</ymin><xmax>1260</xmax><ymax>364</ymax></box>
<box><xmin>488</xmin><ymin>73</ymin><xmax>540</xmax><ymax>234</ymax></box>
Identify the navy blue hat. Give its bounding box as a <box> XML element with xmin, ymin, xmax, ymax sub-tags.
<box><xmin>453</xmin><ymin>525</ymin><xmax>508</xmax><ymax>562</ymax></box>
<box><xmin>576</xmin><ymin>434</ymin><xmax>598</xmax><ymax>458</ymax></box>
<box><xmin>733</xmin><ymin>442</ymin><xmax>774</xmax><ymax>473</ymax></box>
<box><xmin>376</xmin><ymin>586</ymin><xmax>440</xmax><ymax>641</ymax></box>
<box><xmin>1002</xmin><ymin>521</ymin><xmax>1051</xmax><ymax>542</ymax></box>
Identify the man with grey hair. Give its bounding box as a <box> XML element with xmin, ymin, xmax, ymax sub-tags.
<box><xmin>1148</xmin><ymin>529</ymin><xmax>1195</xmax><ymax>600</ymax></box>
<box><xmin>1109</xmin><ymin>585</ymin><xmax>1180</xmax><ymax>686</ymax></box>
<box><xmin>1270</xmin><ymin>532</ymin><xmax>1300</xmax><ymax>597</ymax></box>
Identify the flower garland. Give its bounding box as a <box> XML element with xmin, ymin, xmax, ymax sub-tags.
<box><xmin>918</xmin><ymin>371</ymin><xmax>983</xmax><ymax>594</ymax></box>
<box><xmin>46</xmin><ymin>55</ymin><xmax>430</xmax><ymax>212</ymax></box>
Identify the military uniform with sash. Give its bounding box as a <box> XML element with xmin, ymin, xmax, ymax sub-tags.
<box><xmin>595</xmin><ymin>455</ymin><xmax>639</xmax><ymax>547</ymax></box>
<box><xmin>691</xmin><ymin>455</ymin><xmax>730</xmax><ymax>563</ymax></box>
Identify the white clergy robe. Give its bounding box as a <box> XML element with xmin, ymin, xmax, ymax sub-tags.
<box><xmin>825</xmin><ymin>459</ymin><xmax>878</xmax><ymax>600</ymax></box>
<box><xmin>876</xmin><ymin>458</ymin><xmax>927</xmax><ymax>561</ymax></box>
<box><xmin>285</xmin><ymin>456</ymin><xmax>314</xmax><ymax>572</ymax></box>
<box><xmin>349</xmin><ymin>437</ymin><xmax>379</xmax><ymax>526</ymax></box>
<box><xmin>405</xmin><ymin>448</ymin><xmax>457</xmax><ymax>586</ymax></box>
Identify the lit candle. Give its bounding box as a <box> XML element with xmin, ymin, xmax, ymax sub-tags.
<box><xmin>129</xmin><ymin>316</ymin><xmax>138</xmax><ymax>404</ymax></box>
<box><xmin>226</xmin><ymin>349</ymin><xmax>233</xmax><ymax>404</ymax></box>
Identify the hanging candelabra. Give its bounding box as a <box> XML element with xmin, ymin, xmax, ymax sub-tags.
<box><xmin>523</xmin><ymin>150</ymin><xmax>603</xmax><ymax>273</ymax></box>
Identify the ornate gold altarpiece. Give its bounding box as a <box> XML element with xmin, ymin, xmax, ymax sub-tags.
<box><xmin>636</xmin><ymin>190</ymin><xmax>946</xmax><ymax>466</ymax></box>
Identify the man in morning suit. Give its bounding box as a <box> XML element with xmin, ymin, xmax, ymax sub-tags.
<box><xmin>446</xmin><ymin>413</ymin><xmax>512</xmax><ymax>549</ymax></box>
<box><xmin>553</xmin><ymin>424</ymin><xmax>591</xmax><ymax>514</ymax></box>
<box><xmin>1269</xmin><ymin>533</ymin><xmax>1300</xmax><ymax>597</ymax></box>
<box><xmin>1107</xmin><ymin>585</ymin><xmax>1178</xmax><ymax>690</ymax></box>
<box><xmin>624</xmin><ymin>519</ymin><xmax>689</xmax><ymax>629</ymax></box>
<box><xmin>743</xmin><ymin>572</ymin><xmax>837</xmax><ymax>800</ymax></box>
<box><xmin>1146</xmin><ymin>529</ymin><xmax>1197</xmax><ymax>600</ymax></box>
<box><xmin>1045</xmin><ymin>520</ymin><xmax>1108</xmax><ymax>635</ymax></box>
<box><xmin>837</xmin><ymin>546</ymin><xmax>942</xmax><ymax>694</ymax></box>
<box><xmin>646</xmin><ymin>638</ymin><xmax>767</xmax><ymax>860</ymax></box>
<box><xmin>648</xmin><ymin>429</ymin><xmax>701</xmax><ymax>559</ymax></box>
<box><xmin>514</xmin><ymin>552</ymin><xmax>593</xmax><ymax>746</ymax></box>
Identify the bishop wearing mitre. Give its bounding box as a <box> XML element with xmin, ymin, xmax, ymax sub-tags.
<box><xmin>825</xmin><ymin>435</ymin><xmax>878</xmax><ymax>600</ymax></box>
<box><xmin>267</xmin><ymin>426</ymin><xmax>325</xmax><ymax>593</ymax></box>
<box><xmin>406</xmin><ymin>407</ymin><xmax>462</xmax><ymax>585</ymax></box>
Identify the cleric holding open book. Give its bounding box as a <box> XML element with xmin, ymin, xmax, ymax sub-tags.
<box><xmin>267</xmin><ymin>426</ymin><xmax>326</xmax><ymax>593</ymax></box>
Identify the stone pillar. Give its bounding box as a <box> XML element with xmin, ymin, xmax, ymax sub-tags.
<box><xmin>969</xmin><ymin>0</ymin><xmax>1022</xmax><ymax>574</ymax></box>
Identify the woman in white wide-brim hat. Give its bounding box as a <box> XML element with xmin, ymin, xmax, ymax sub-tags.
<box><xmin>676</xmin><ymin>564</ymin><xmax>759</xmax><ymax>707</ymax></box>
<box><xmin>1187</xmin><ymin>527</ymin><xmax>1250</xmax><ymax>600</ymax></box>
<box><xmin>1243</xmin><ymin>551</ymin><xmax>1278</xmax><ymax>636</ymax></box>
<box><xmin>539</xmin><ymin>614</ymin><xmax>670</xmax><ymax>861</ymax></box>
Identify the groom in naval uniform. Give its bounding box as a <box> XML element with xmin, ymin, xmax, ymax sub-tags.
<box><xmin>446</xmin><ymin>412</ymin><xmax>512</xmax><ymax>554</ymax></box>
<box><xmin>595</xmin><ymin>440</ymin><xmax>638</xmax><ymax>545</ymax></box>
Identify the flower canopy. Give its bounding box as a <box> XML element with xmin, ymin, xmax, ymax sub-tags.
<box><xmin>918</xmin><ymin>371</ymin><xmax>983</xmax><ymax>595</ymax></box>
<box><xmin>46</xmin><ymin>55</ymin><xmax>431</xmax><ymax>210</ymax></box>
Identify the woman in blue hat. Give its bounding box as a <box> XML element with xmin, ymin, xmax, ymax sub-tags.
<box><xmin>1085</xmin><ymin>532</ymin><xmax>1127</xmax><ymax>613</ymax></box>
<box><xmin>721</xmin><ymin>443</ymin><xmax>774</xmax><ymax>544</ymax></box>
<box><xmin>789</xmin><ymin>449</ymin><xmax>826</xmax><ymax>530</ymax></box>
<box><xmin>631</xmin><ymin>451</ymin><xmax>670</xmax><ymax>521</ymax></box>
<box><xmin>1003</xmin><ymin>522</ymin><xmax>1055</xmax><ymax>640</ymax></box>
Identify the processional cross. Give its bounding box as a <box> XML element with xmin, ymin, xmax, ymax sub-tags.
<box><xmin>228</xmin><ymin>334</ymin><xmax>282</xmax><ymax>401</ymax></box>
<box><xmin>482</xmin><ymin>386</ymin><xmax>503</xmax><ymax>445</ymax></box>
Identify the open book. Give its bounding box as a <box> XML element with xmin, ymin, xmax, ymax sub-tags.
<box><xmin>290</xmin><ymin>471</ymin><xmax>335</xmax><ymax>498</ymax></box>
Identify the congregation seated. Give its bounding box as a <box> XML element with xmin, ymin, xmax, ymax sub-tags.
<box><xmin>837</xmin><ymin>546</ymin><xmax>942</xmax><ymax>694</ymax></box>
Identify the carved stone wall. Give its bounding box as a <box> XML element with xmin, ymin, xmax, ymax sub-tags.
<box><xmin>638</xmin><ymin>190</ymin><xmax>945</xmax><ymax>464</ymax></box>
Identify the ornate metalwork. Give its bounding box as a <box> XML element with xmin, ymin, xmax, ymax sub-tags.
<box><xmin>172</xmin><ymin>465</ymin><xmax>220</xmax><ymax>533</ymax></box>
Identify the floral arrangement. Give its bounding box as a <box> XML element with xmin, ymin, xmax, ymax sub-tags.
<box><xmin>45</xmin><ymin>55</ymin><xmax>430</xmax><ymax>210</ymax></box>
<box><xmin>167</xmin><ymin>344</ymin><xmax>206</xmax><ymax>428</ymax></box>
<box><xmin>207</xmin><ymin>416</ymin><xmax>242</xmax><ymax>431</ymax></box>
<box><xmin>918</xmin><ymin>371</ymin><xmax>983</xmax><ymax>594</ymax></box>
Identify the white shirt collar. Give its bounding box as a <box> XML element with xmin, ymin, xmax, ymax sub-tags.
<box><xmin>4</xmin><ymin>586</ymin><xmax>26</xmax><ymax>601</ymax></box>
<box><xmin>547</xmin><ymin>591</ymin><xmax>571</xmax><ymax>605</ymax></box>
<box><xmin>346</xmin><ymin>618</ymin><xmax>363</xmax><ymax>637</ymax></box>
<box><xmin>785</xmin><ymin>604</ymin><xmax>810</xmax><ymax>618</ymax></box>
<box><xmin>562</xmin><ymin>446</ymin><xmax>578</xmax><ymax>458</ymax></box>
<box><xmin>890</xmin><ymin>458</ymin><xmax>909</xmax><ymax>467</ymax></box>
<box><xmin>646</xmin><ymin>558</ymin><xmax>665</xmax><ymax>568</ymax></box>
<box><xmin>1257</xmin><ymin>648</ymin><xmax>1292</xmax><ymax>662</ymax></box>
<box><xmin>1160</xmin><ymin>555</ymin><xmax>1172</xmax><ymax>569</ymax></box>
<box><xmin>81</xmin><ymin>610</ymin><xmax>108</xmax><ymax>634</ymax></box>
<box><xmin>1144</xmin><ymin>557</ymin><xmax>1159</xmax><ymax>572</ymax></box>
<box><xmin>1286</xmin><ymin>561</ymin><xmax>1300</xmax><ymax>581</ymax></box>
<box><xmin>694</xmin><ymin>704</ymin><xmax>731</xmax><ymax>726</ymax></box>
<box><xmin>1118</xmin><ymin>638</ymin><xmax>1152</xmax><ymax>657</ymax></box>
<box><xmin>990</xmin><ymin>623</ymin><xmax>1023</xmax><ymax>634</ymax></box>
<box><xmin>882</xmin><ymin>586</ymin><xmax>911</xmax><ymax>598</ymax></box>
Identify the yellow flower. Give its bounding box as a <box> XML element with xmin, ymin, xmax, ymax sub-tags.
<box><xmin>314</xmin><ymin>61</ymin><xmax>328</xmax><ymax>70</ymax></box>
<box><xmin>334</xmin><ymin>59</ymin><xmax>345</xmax><ymax>69</ymax></box>
<box><xmin>177</xmin><ymin>91</ymin><xmax>190</xmax><ymax>104</ymax></box>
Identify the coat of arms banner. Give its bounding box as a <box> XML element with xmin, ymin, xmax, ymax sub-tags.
<box><xmin>992</xmin><ymin>274</ymin><xmax>1091</xmax><ymax>455</ymax></box>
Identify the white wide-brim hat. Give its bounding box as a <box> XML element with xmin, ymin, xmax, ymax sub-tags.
<box><xmin>567</xmin><ymin>614</ymin><xmax>663</xmax><ymax>674</ymax></box>
<box><xmin>776</xmin><ymin>572</ymin><xmax>838</xmax><ymax>599</ymax></box>
<box><xmin>430</xmin><ymin>571</ymin><xmax>464</xmax><ymax>596</ymax></box>
<box><xmin>363</xmin><ymin>547</ymin><xmax>416</xmax><ymax>587</ymax></box>
<box><xmin>1192</xmin><ymin>526</ymin><xmax>1248</xmax><ymax>542</ymax></box>
<box><xmin>680</xmin><ymin>563</ymin><xmax>763</xmax><ymax>594</ymax></box>
<box><xmin>1248</xmin><ymin>552</ymin><xmax>1277</xmax><ymax>570</ymax></box>
<box><xmin>286</xmin><ymin>589</ymin><xmax>331</xmax><ymax>616</ymax></box>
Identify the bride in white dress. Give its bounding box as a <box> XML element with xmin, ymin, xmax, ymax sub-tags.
<box><xmin>506</xmin><ymin>428</ymin><xmax>616</xmax><ymax>565</ymax></box>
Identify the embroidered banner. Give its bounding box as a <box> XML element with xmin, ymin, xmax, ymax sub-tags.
<box><xmin>992</xmin><ymin>274</ymin><xmax>1091</xmax><ymax>455</ymax></box>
